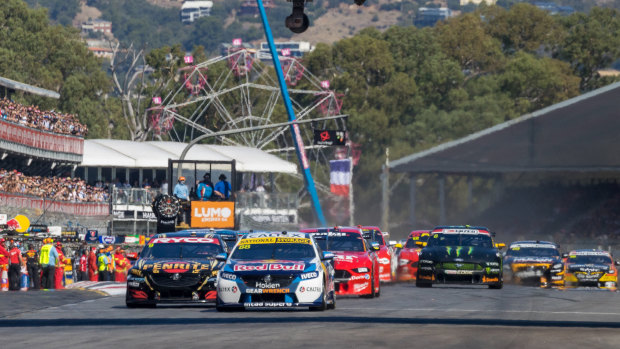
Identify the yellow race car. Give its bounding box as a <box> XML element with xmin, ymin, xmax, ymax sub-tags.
<box><xmin>563</xmin><ymin>249</ymin><xmax>618</xmax><ymax>290</ymax></box>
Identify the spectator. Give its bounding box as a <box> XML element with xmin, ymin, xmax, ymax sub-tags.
<box><xmin>0</xmin><ymin>98</ymin><xmax>88</xmax><ymax>136</ymax></box>
<box><xmin>173</xmin><ymin>176</ymin><xmax>189</xmax><ymax>200</ymax></box>
<box><xmin>197</xmin><ymin>173</ymin><xmax>214</xmax><ymax>201</ymax></box>
<box><xmin>214</xmin><ymin>174</ymin><xmax>231</xmax><ymax>200</ymax></box>
<box><xmin>8</xmin><ymin>242</ymin><xmax>22</xmax><ymax>290</ymax></box>
<box><xmin>25</xmin><ymin>244</ymin><xmax>40</xmax><ymax>289</ymax></box>
<box><xmin>88</xmin><ymin>246</ymin><xmax>99</xmax><ymax>282</ymax></box>
<box><xmin>39</xmin><ymin>238</ymin><xmax>58</xmax><ymax>289</ymax></box>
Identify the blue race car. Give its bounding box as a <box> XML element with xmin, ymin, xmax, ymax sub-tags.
<box><xmin>216</xmin><ymin>231</ymin><xmax>336</xmax><ymax>311</ymax></box>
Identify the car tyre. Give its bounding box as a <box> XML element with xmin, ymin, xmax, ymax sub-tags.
<box><xmin>415</xmin><ymin>272</ymin><xmax>432</xmax><ymax>288</ymax></box>
<box><xmin>360</xmin><ymin>272</ymin><xmax>376</xmax><ymax>298</ymax></box>
<box><xmin>489</xmin><ymin>281</ymin><xmax>503</xmax><ymax>289</ymax></box>
<box><xmin>327</xmin><ymin>291</ymin><xmax>336</xmax><ymax>310</ymax></box>
<box><xmin>310</xmin><ymin>285</ymin><xmax>327</xmax><ymax>311</ymax></box>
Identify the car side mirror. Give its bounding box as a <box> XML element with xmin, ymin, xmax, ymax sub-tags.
<box><xmin>415</xmin><ymin>241</ymin><xmax>427</xmax><ymax>247</ymax></box>
<box><xmin>215</xmin><ymin>253</ymin><xmax>228</xmax><ymax>262</ymax></box>
<box><xmin>395</xmin><ymin>243</ymin><xmax>403</xmax><ymax>249</ymax></box>
<box><xmin>615</xmin><ymin>260</ymin><xmax>620</xmax><ymax>266</ymax></box>
<box><xmin>371</xmin><ymin>242</ymin><xmax>380</xmax><ymax>251</ymax></box>
<box><xmin>562</xmin><ymin>253</ymin><xmax>568</xmax><ymax>259</ymax></box>
<box><xmin>322</xmin><ymin>251</ymin><xmax>335</xmax><ymax>260</ymax></box>
<box><xmin>495</xmin><ymin>243</ymin><xmax>505</xmax><ymax>249</ymax></box>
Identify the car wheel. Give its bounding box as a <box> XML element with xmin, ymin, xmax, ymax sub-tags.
<box><xmin>489</xmin><ymin>281</ymin><xmax>503</xmax><ymax>289</ymax></box>
<box><xmin>327</xmin><ymin>291</ymin><xmax>336</xmax><ymax>310</ymax></box>
<box><xmin>310</xmin><ymin>285</ymin><xmax>327</xmax><ymax>311</ymax></box>
<box><xmin>415</xmin><ymin>272</ymin><xmax>432</xmax><ymax>288</ymax></box>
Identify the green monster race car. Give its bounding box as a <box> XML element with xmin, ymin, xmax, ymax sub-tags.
<box><xmin>416</xmin><ymin>226</ymin><xmax>505</xmax><ymax>289</ymax></box>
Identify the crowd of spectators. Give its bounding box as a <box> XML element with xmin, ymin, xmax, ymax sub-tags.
<box><xmin>0</xmin><ymin>98</ymin><xmax>87</xmax><ymax>137</ymax></box>
<box><xmin>0</xmin><ymin>169</ymin><xmax>108</xmax><ymax>203</ymax></box>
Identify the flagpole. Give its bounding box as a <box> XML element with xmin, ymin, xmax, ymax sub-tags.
<box><xmin>349</xmin><ymin>156</ymin><xmax>354</xmax><ymax>226</ymax></box>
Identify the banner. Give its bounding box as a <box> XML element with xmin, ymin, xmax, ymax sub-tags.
<box><xmin>0</xmin><ymin>193</ymin><xmax>109</xmax><ymax>216</ymax></box>
<box><xmin>329</xmin><ymin>159</ymin><xmax>352</xmax><ymax>197</ymax></box>
<box><xmin>0</xmin><ymin>119</ymin><xmax>83</xmax><ymax>155</ymax></box>
<box><xmin>191</xmin><ymin>201</ymin><xmax>235</xmax><ymax>228</ymax></box>
<box><xmin>85</xmin><ymin>230</ymin><xmax>98</xmax><ymax>242</ymax></box>
<box><xmin>99</xmin><ymin>236</ymin><xmax>116</xmax><ymax>244</ymax></box>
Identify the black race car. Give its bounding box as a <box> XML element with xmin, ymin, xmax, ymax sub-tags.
<box><xmin>503</xmin><ymin>241</ymin><xmax>564</xmax><ymax>288</ymax></box>
<box><xmin>416</xmin><ymin>226</ymin><xmax>504</xmax><ymax>289</ymax></box>
<box><xmin>126</xmin><ymin>231</ymin><xmax>227</xmax><ymax>307</ymax></box>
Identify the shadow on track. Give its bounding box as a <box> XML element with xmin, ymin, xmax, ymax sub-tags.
<box><xmin>2</xmin><ymin>316</ymin><xmax>620</xmax><ymax>329</ymax></box>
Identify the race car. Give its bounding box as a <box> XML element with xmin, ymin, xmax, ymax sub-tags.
<box><xmin>563</xmin><ymin>249</ymin><xmax>618</xmax><ymax>290</ymax></box>
<box><xmin>177</xmin><ymin>228</ymin><xmax>240</xmax><ymax>251</ymax></box>
<box><xmin>360</xmin><ymin>226</ymin><xmax>394</xmax><ymax>283</ymax></box>
<box><xmin>395</xmin><ymin>230</ymin><xmax>430</xmax><ymax>282</ymax></box>
<box><xmin>125</xmin><ymin>231</ymin><xmax>226</xmax><ymax>307</ymax></box>
<box><xmin>216</xmin><ymin>231</ymin><xmax>336</xmax><ymax>311</ymax></box>
<box><xmin>503</xmin><ymin>241</ymin><xmax>564</xmax><ymax>288</ymax></box>
<box><xmin>301</xmin><ymin>227</ymin><xmax>381</xmax><ymax>298</ymax></box>
<box><xmin>416</xmin><ymin>226</ymin><xmax>504</xmax><ymax>289</ymax></box>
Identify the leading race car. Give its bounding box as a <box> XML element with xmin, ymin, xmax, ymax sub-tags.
<box><xmin>563</xmin><ymin>249</ymin><xmax>618</xmax><ymax>290</ymax></box>
<box><xmin>126</xmin><ymin>231</ymin><xmax>227</xmax><ymax>307</ymax></box>
<box><xmin>416</xmin><ymin>226</ymin><xmax>505</xmax><ymax>289</ymax></box>
<box><xmin>395</xmin><ymin>230</ymin><xmax>430</xmax><ymax>282</ymax></box>
<box><xmin>503</xmin><ymin>241</ymin><xmax>564</xmax><ymax>288</ymax></box>
<box><xmin>216</xmin><ymin>232</ymin><xmax>336</xmax><ymax>311</ymax></box>
<box><xmin>360</xmin><ymin>226</ymin><xmax>394</xmax><ymax>283</ymax></box>
<box><xmin>301</xmin><ymin>227</ymin><xmax>381</xmax><ymax>298</ymax></box>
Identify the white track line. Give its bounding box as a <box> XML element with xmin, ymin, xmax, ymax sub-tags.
<box><xmin>338</xmin><ymin>308</ymin><xmax>620</xmax><ymax>316</ymax></box>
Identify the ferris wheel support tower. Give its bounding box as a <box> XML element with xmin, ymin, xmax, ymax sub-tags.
<box><xmin>256</xmin><ymin>0</ymin><xmax>327</xmax><ymax>226</ymax></box>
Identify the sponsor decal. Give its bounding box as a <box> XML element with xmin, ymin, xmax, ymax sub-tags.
<box><xmin>219</xmin><ymin>286</ymin><xmax>239</xmax><ymax>293</ymax></box>
<box><xmin>378</xmin><ymin>258</ymin><xmax>390</xmax><ymax>264</ymax></box>
<box><xmin>511</xmin><ymin>243</ymin><xmax>557</xmax><ymax>249</ymax></box>
<box><xmin>150</xmin><ymin>237</ymin><xmax>219</xmax><ymax>244</ymax></box>
<box><xmin>149</xmin><ymin>262</ymin><xmax>210</xmax><ymax>274</ymax></box>
<box><xmin>255</xmin><ymin>282</ymin><xmax>281</xmax><ymax>289</ymax></box>
<box><xmin>353</xmin><ymin>283</ymin><xmax>369</xmax><ymax>293</ymax></box>
<box><xmin>334</xmin><ymin>255</ymin><xmax>358</xmax><ymax>261</ymax></box>
<box><xmin>128</xmin><ymin>281</ymin><xmax>142</xmax><ymax>288</ymax></box>
<box><xmin>350</xmin><ymin>274</ymin><xmax>371</xmax><ymax>281</ymax></box>
<box><xmin>439</xmin><ymin>229</ymin><xmax>486</xmax><ymax>234</ymax></box>
<box><xmin>299</xmin><ymin>286</ymin><xmax>321</xmax><ymax>293</ymax></box>
<box><xmin>233</xmin><ymin>263</ymin><xmax>305</xmax><ymax>272</ymax></box>
<box><xmin>419</xmin><ymin>260</ymin><xmax>433</xmax><ymax>264</ymax></box>
<box><xmin>419</xmin><ymin>275</ymin><xmax>433</xmax><ymax>280</ymax></box>
<box><xmin>482</xmin><ymin>276</ymin><xmax>499</xmax><ymax>283</ymax></box>
<box><xmin>570</xmin><ymin>251</ymin><xmax>610</xmax><ymax>256</ymax></box>
<box><xmin>445</xmin><ymin>270</ymin><xmax>475</xmax><ymax>275</ymax></box>
<box><xmin>419</xmin><ymin>267</ymin><xmax>433</xmax><ymax>271</ymax></box>
<box><xmin>300</xmin><ymin>271</ymin><xmax>319</xmax><ymax>280</ymax></box>
<box><xmin>129</xmin><ymin>289</ymin><xmax>149</xmax><ymax>299</ymax></box>
<box><xmin>191</xmin><ymin>201</ymin><xmax>235</xmax><ymax>228</ymax></box>
<box><xmin>244</xmin><ymin>302</ymin><xmax>293</xmax><ymax>307</ymax></box>
<box><xmin>245</xmin><ymin>232</ymin><xmax>307</xmax><ymax>238</ymax></box>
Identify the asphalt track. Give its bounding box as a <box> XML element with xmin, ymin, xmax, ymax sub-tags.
<box><xmin>1</xmin><ymin>284</ymin><xmax>620</xmax><ymax>349</ymax></box>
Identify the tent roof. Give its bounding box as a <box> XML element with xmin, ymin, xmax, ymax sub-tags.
<box><xmin>391</xmin><ymin>81</ymin><xmax>620</xmax><ymax>174</ymax></box>
<box><xmin>81</xmin><ymin>140</ymin><xmax>298</xmax><ymax>174</ymax></box>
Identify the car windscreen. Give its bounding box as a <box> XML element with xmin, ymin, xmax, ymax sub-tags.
<box><xmin>315</xmin><ymin>232</ymin><xmax>365</xmax><ymax>252</ymax></box>
<box><xmin>363</xmin><ymin>229</ymin><xmax>385</xmax><ymax>246</ymax></box>
<box><xmin>405</xmin><ymin>234</ymin><xmax>430</xmax><ymax>248</ymax></box>
<box><xmin>231</xmin><ymin>238</ymin><xmax>316</xmax><ymax>260</ymax></box>
<box><xmin>506</xmin><ymin>247</ymin><xmax>560</xmax><ymax>258</ymax></box>
<box><xmin>567</xmin><ymin>255</ymin><xmax>613</xmax><ymax>265</ymax></box>
<box><xmin>141</xmin><ymin>242</ymin><xmax>223</xmax><ymax>259</ymax></box>
<box><xmin>427</xmin><ymin>233</ymin><xmax>493</xmax><ymax>248</ymax></box>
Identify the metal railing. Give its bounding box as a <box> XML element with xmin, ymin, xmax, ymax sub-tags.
<box><xmin>235</xmin><ymin>192</ymin><xmax>298</xmax><ymax>211</ymax></box>
<box><xmin>111</xmin><ymin>187</ymin><xmax>162</xmax><ymax>206</ymax></box>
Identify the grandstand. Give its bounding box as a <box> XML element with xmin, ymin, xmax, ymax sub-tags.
<box><xmin>391</xmin><ymin>81</ymin><xmax>620</xmax><ymax>252</ymax></box>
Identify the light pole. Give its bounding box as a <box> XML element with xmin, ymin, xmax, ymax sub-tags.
<box><xmin>256</xmin><ymin>0</ymin><xmax>327</xmax><ymax>226</ymax></box>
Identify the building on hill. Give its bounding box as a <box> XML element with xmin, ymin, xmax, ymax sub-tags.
<box><xmin>533</xmin><ymin>2</ymin><xmax>575</xmax><ymax>15</ymax></box>
<box><xmin>85</xmin><ymin>39</ymin><xmax>114</xmax><ymax>59</ymax></box>
<box><xmin>414</xmin><ymin>8</ymin><xmax>454</xmax><ymax>28</ymax></box>
<box><xmin>239</xmin><ymin>0</ymin><xmax>275</xmax><ymax>16</ymax></box>
<box><xmin>459</xmin><ymin>0</ymin><xmax>497</xmax><ymax>5</ymax></box>
<box><xmin>81</xmin><ymin>19</ymin><xmax>112</xmax><ymax>35</ymax></box>
<box><xmin>180</xmin><ymin>1</ymin><xmax>213</xmax><ymax>24</ymax></box>
<box><xmin>257</xmin><ymin>41</ymin><xmax>314</xmax><ymax>61</ymax></box>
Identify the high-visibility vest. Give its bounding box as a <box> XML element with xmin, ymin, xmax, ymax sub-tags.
<box><xmin>98</xmin><ymin>254</ymin><xmax>107</xmax><ymax>272</ymax></box>
<box><xmin>40</xmin><ymin>245</ymin><xmax>53</xmax><ymax>265</ymax></box>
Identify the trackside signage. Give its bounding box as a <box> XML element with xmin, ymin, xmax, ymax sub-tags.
<box><xmin>191</xmin><ymin>201</ymin><xmax>235</xmax><ymax>228</ymax></box>
<box><xmin>0</xmin><ymin>119</ymin><xmax>83</xmax><ymax>155</ymax></box>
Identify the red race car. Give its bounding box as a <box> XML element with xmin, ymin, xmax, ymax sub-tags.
<box><xmin>395</xmin><ymin>230</ymin><xmax>431</xmax><ymax>282</ymax></box>
<box><xmin>360</xmin><ymin>226</ymin><xmax>394</xmax><ymax>283</ymax></box>
<box><xmin>301</xmin><ymin>227</ymin><xmax>381</xmax><ymax>298</ymax></box>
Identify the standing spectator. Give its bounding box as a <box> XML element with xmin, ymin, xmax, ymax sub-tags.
<box><xmin>88</xmin><ymin>246</ymin><xmax>99</xmax><ymax>281</ymax></box>
<box><xmin>25</xmin><ymin>244</ymin><xmax>40</xmax><ymax>289</ymax></box>
<box><xmin>173</xmin><ymin>176</ymin><xmax>189</xmax><ymax>200</ymax></box>
<box><xmin>39</xmin><ymin>238</ymin><xmax>58</xmax><ymax>289</ymax></box>
<box><xmin>8</xmin><ymin>242</ymin><xmax>22</xmax><ymax>290</ymax></box>
<box><xmin>214</xmin><ymin>174</ymin><xmax>231</xmax><ymax>200</ymax></box>
<box><xmin>79</xmin><ymin>250</ymin><xmax>89</xmax><ymax>281</ymax></box>
<box><xmin>54</xmin><ymin>242</ymin><xmax>67</xmax><ymax>289</ymax></box>
<box><xmin>197</xmin><ymin>173</ymin><xmax>214</xmax><ymax>201</ymax></box>
<box><xmin>20</xmin><ymin>253</ymin><xmax>28</xmax><ymax>291</ymax></box>
<box><xmin>0</xmin><ymin>238</ymin><xmax>10</xmax><ymax>291</ymax></box>
<box><xmin>160</xmin><ymin>180</ymin><xmax>169</xmax><ymax>195</ymax></box>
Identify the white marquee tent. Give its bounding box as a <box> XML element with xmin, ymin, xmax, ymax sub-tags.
<box><xmin>80</xmin><ymin>139</ymin><xmax>298</xmax><ymax>174</ymax></box>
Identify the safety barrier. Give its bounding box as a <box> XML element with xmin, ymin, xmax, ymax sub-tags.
<box><xmin>0</xmin><ymin>192</ymin><xmax>109</xmax><ymax>216</ymax></box>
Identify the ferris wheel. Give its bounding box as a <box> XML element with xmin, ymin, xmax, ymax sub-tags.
<box><xmin>148</xmin><ymin>45</ymin><xmax>347</xmax><ymax>190</ymax></box>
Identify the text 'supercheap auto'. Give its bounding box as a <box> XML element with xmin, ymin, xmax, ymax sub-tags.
<box><xmin>216</xmin><ymin>232</ymin><xmax>336</xmax><ymax>311</ymax></box>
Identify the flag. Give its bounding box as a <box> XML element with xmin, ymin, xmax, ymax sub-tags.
<box><xmin>330</xmin><ymin>159</ymin><xmax>351</xmax><ymax>197</ymax></box>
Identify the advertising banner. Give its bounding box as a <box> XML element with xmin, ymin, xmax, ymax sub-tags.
<box><xmin>0</xmin><ymin>119</ymin><xmax>83</xmax><ymax>155</ymax></box>
<box><xmin>85</xmin><ymin>230</ymin><xmax>98</xmax><ymax>242</ymax></box>
<box><xmin>191</xmin><ymin>201</ymin><xmax>235</xmax><ymax>228</ymax></box>
<box><xmin>0</xmin><ymin>193</ymin><xmax>109</xmax><ymax>216</ymax></box>
<box><xmin>99</xmin><ymin>236</ymin><xmax>116</xmax><ymax>244</ymax></box>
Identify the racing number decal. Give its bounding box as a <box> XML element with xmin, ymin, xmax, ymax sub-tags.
<box><xmin>238</xmin><ymin>244</ymin><xmax>251</xmax><ymax>249</ymax></box>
